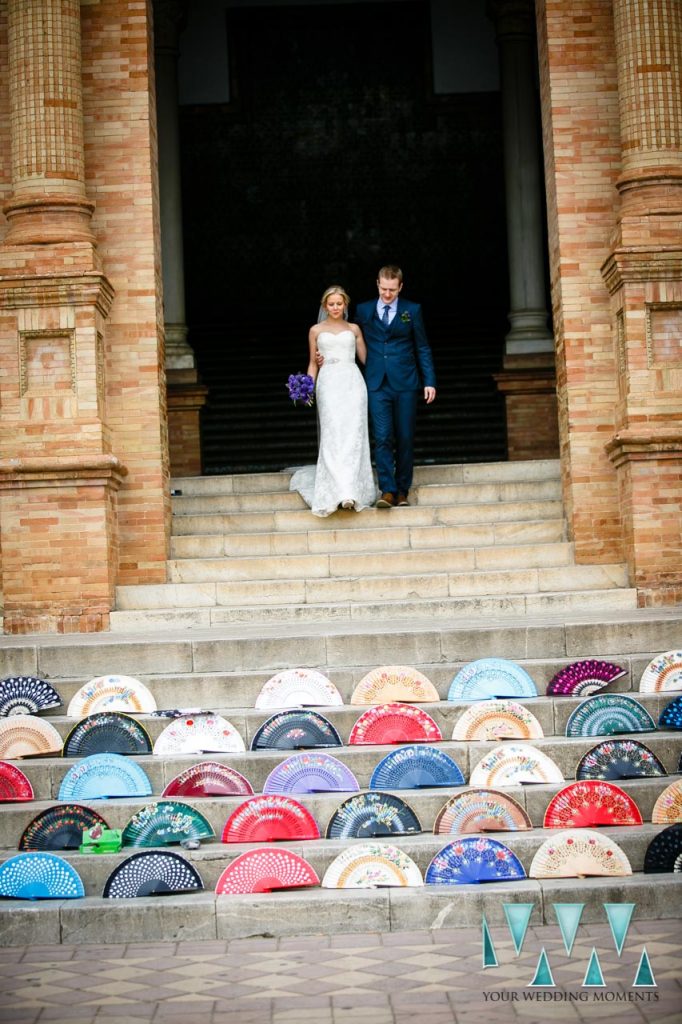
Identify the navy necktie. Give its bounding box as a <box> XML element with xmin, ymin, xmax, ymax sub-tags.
<box><xmin>382</xmin><ymin>304</ymin><xmax>391</xmax><ymax>326</ymax></box>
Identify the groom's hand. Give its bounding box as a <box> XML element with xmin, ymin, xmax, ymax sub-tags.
<box><xmin>424</xmin><ymin>387</ymin><xmax>436</xmax><ymax>404</ymax></box>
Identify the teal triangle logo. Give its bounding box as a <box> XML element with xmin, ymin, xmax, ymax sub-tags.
<box><xmin>528</xmin><ymin>948</ymin><xmax>555</xmax><ymax>987</ymax></box>
<box><xmin>604</xmin><ymin>903</ymin><xmax>635</xmax><ymax>956</ymax></box>
<box><xmin>633</xmin><ymin>947</ymin><xmax>657</xmax><ymax>987</ymax></box>
<box><xmin>503</xmin><ymin>903</ymin><xmax>534</xmax><ymax>956</ymax></box>
<box><xmin>582</xmin><ymin>948</ymin><xmax>606</xmax><ymax>987</ymax></box>
<box><xmin>553</xmin><ymin>903</ymin><xmax>584</xmax><ymax>955</ymax></box>
<box><xmin>482</xmin><ymin>915</ymin><xmax>498</xmax><ymax>968</ymax></box>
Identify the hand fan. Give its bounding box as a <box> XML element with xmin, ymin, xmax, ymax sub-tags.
<box><xmin>221</xmin><ymin>795</ymin><xmax>320</xmax><ymax>843</ymax></box>
<box><xmin>103</xmin><ymin>850</ymin><xmax>204</xmax><ymax>897</ymax></box>
<box><xmin>0</xmin><ymin>676</ymin><xmax>62</xmax><ymax>717</ymax></box>
<box><xmin>348</xmin><ymin>703</ymin><xmax>442</xmax><ymax>745</ymax></box>
<box><xmin>576</xmin><ymin>739</ymin><xmax>666</xmax><ymax>781</ymax></box>
<box><xmin>162</xmin><ymin>761</ymin><xmax>254</xmax><ymax>798</ymax></box>
<box><xmin>351</xmin><ymin>666</ymin><xmax>439</xmax><ymax>705</ymax></box>
<box><xmin>67</xmin><ymin>675</ymin><xmax>157</xmax><ymax>716</ymax></box>
<box><xmin>58</xmin><ymin>753</ymin><xmax>153</xmax><ymax>800</ymax></box>
<box><xmin>565</xmin><ymin>694</ymin><xmax>655</xmax><ymax>737</ymax></box>
<box><xmin>0</xmin><ymin>761</ymin><xmax>34</xmax><ymax>801</ymax></box>
<box><xmin>0</xmin><ymin>852</ymin><xmax>84</xmax><ymax>899</ymax></box>
<box><xmin>322</xmin><ymin>843</ymin><xmax>423</xmax><ymax>888</ymax></box>
<box><xmin>547</xmin><ymin>660</ymin><xmax>626</xmax><ymax>697</ymax></box>
<box><xmin>452</xmin><ymin>700</ymin><xmax>543</xmax><ymax>741</ymax></box>
<box><xmin>216</xmin><ymin>848</ymin><xmax>320</xmax><ymax>894</ymax></box>
<box><xmin>20</xmin><ymin>804</ymin><xmax>109</xmax><ymax>851</ymax></box>
<box><xmin>448</xmin><ymin>659</ymin><xmax>537</xmax><ymax>701</ymax></box>
<box><xmin>470</xmin><ymin>744</ymin><xmax>563</xmax><ymax>786</ymax></box>
<box><xmin>639</xmin><ymin>651</ymin><xmax>682</xmax><ymax>693</ymax></box>
<box><xmin>425</xmin><ymin>837</ymin><xmax>526</xmax><ymax>885</ymax></box>
<box><xmin>369</xmin><ymin>745</ymin><xmax>465</xmax><ymax>789</ymax></box>
<box><xmin>0</xmin><ymin>715</ymin><xmax>62</xmax><ymax>759</ymax></box>
<box><xmin>263</xmin><ymin>752</ymin><xmax>359</xmax><ymax>794</ymax></box>
<box><xmin>326</xmin><ymin>792</ymin><xmax>421</xmax><ymax>838</ymax></box>
<box><xmin>643</xmin><ymin>823</ymin><xmax>682</xmax><ymax>872</ymax></box>
<box><xmin>122</xmin><ymin>801</ymin><xmax>215</xmax><ymax>847</ymax></box>
<box><xmin>63</xmin><ymin>712</ymin><xmax>152</xmax><ymax>757</ymax></box>
<box><xmin>153</xmin><ymin>714</ymin><xmax>245</xmax><ymax>755</ymax></box>
<box><xmin>651</xmin><ymin>780</ymin><xmax>682</xmax><ymax>824</ymax></box>
<box><xmin>529</xmin><ymin>829</ymin><xmax>632</xmax><ymax>878</ymax></box>
<box><xmin>543</xmin><ymin>780</ymin><xmax>642</xmax><ymax>828</ymax></box>
<box><xmin>433</xmin><ymin>789</ymin><xmax>531</xmax><ymax>834</ymax></box>
<box><xmin>251</xmin><ymin>710</ymin><xmax>342</xmax><ymax>750</ymax></box>
<box><xmin>659</xmin><ymin>695</ymin><xmax>682</xmax><ymax>730</ymax></box>
<box><xmin>255</xmin><ymin>669</ymin><xmax>343</xmax><ymax>708</ymax></box>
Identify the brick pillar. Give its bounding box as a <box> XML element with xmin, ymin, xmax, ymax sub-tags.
<box><xmin>0</xmin><ymin>0</ymin><xmax>125</xmax><ymax>632</ymax></box>
<box><xmin>602</xmin><ymin>0</ymin><xmax>682</xmax><ymax>605</ymax></box>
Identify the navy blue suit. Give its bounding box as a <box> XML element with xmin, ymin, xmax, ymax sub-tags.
<box><xmin>355</xmin><ymin>297</ymin><xmax>436</xmax><ymax>496</ymax></box>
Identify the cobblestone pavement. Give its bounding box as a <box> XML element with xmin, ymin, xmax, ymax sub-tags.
<box><xmin>0</xmin><ymin>917</ymin><xmax>680</xmax><ymax>1024</ymax></box>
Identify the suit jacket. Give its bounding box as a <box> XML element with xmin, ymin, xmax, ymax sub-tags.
<box><xmin>355</xmin><ymin>297</ymin><xmax>436</xmax><ymax>392</ymax></box>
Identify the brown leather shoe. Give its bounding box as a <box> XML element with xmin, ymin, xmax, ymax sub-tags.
<box><xmin>376</xmin><ymin>492</ymin><xmax>395</xmax><ymax>508</ymax></box>
<box><xmin>396</xmin><ymin>493</ymin><xmax>409</xmax><ymax>506</ymax></box>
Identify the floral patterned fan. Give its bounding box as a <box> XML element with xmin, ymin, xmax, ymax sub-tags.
<box><xmin>425</xmin><ymin>837</ymin><xmax>526</xmax><ymax>885</ymax></box>
<box><xmin>452</xmin><ymin>700</ymin><xmax>543</xmax><ymax>741</ymax></box>
<box><xmin>0</xmin><ymin>852</ymin><xmax>85</xmax><ymax>899</ymax></box>
<box><xmin>216</xmin><ymin>848</ymin><xmax>320</xmax><ymax>894</ymax></box>
<box><xmin>543</xmin><ymin>781</ymin><xmax>642</xmax><ymax>828</ymax></box>
<box><xmin>162</xmin><ymin>761</ymin><xmax>254</xmax><ymax>798</ymax></box>
<box><xmin>348</xmin><ymin>703</ymin><xmax>442</xmax><ymax>745</ymax></box>
<box><xmin>643</xmin><ymin>823</ymin><xmax>682</xmax><ymax>873</ymax></box>
<box><xmin>67</xmin><ymin>675</ymin><xmax>157</xmax><ymax>716</ymax></box>
<box><xmin>263</xmin><ymin>752</ymin><xmax>359</xmax><ymax>794</ymax></box>
<box><xmin>251</xmin><ymin>710</ymin><xmax>342</xmax><ymax>750</ymax></box>
<box><xmin>221</xmin><ymin>795</ymin><xmax>320</xmax><ymax>843</ymax></box>
<box><xmin>255</xmin><ymin>669</ymin><xmax>343</xmax><ymax>709</ymax></box>
<box><xmin>651</xmin><ymin>780</ymin><xmax>682</xmax><ymax>824</ymax></box>
<box><xmin>369</xmin><ymin>745</ymin><xmax>465</xmax><ymax>789</ymax></box>
<box><xmin>0</xmin><ymin>761</ymin><xmax>34</xmax><ymax>802</ymax></box>
<box><xmin>122</xmin><ymin>801</ymin><xmax>215</xmax><ymax>848</ymax></box>
<box><xmin>351</xmin><ymin>666</ymin><xmax>439</xmax><ymax>705</ymax></box>
<box><xmin>153</xmin><ymin>714</ymin><xmax>245</xmax><ymax>755</ymax></box>
<box><xmin>470</xmin><ymin>744</ymin><xmax>563</xmax><ymax>786</ymax></box>
<box><xmin>0</xmin><ymin>715</ymin><xmax>62</xmax><ymax>759</ymax></box>
<box><xmin>322</xmin><ymin>843</ymin><xmax>423</xmax><ymax>888</ymax></box>
<box><xmin>0</xmin><ymin>677</ymin><xmax>62</xmax><ymax>717</ymax></box>
<box><xmin>20</xmin><ymin>805</ymin><xmax>109</xmax><ymax>851</ymax></box>
<box><xmin>103</xmin><ymin>851</ymin><xmax>204</xmax><ymax>898</ymax></box>
<box><xmin>58</xmin><ymin>753</ymin><xmax>153</xmax><ymax>800</ymax></box>
<box><xmin>63</xmin><ymin>712</ymin><xmax>152</xmax><ymax>757</ymax></box>
<box><xmin>565</xmin><ymin>694</ymin><xmax>655</xmax><ymax>737</ymax></box>
<box><xmin>448</xmin><ymin>659</ymin><xmax>537</xmax><ymax>701</ymax></box>
<box><xmin>529</xmin><ymin>829</ymin><xmax>632</xmax><ymax>878</ymax></box>
<box><xmin>326</xmin><ymin>792</ymin><xmax>421</xmax><ymax>839</ymax></box>
<box><xmin>639</xmin><ymin>651</ymin><xmax>682</xmax><ymax>693</ymax></box>
<box><xmin>575</xmin><ymin>739</ymin><xmax>666</xmax><ymax>781</ymax></box>
<box><xmin>433</xmin><ymin>789</ymin><xmax>531</xmax><ymax>834</ymax></box>
<box><xmin>547</xmin><ymin>660</ymin><xmax>626</xmax><ymax>697</ymax></box>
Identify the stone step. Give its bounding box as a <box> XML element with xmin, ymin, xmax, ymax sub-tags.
<box><xmin>171</xmin><ymin>499</ymin><xmax>566</xmax><ymax>536</ymax></box>
<box><xmin>4</xmin><ymin>872</ymin><xmax>679</xmax><ymax>946</ymax></box>
<box><xmin>169</xmin><ymin>518</ymin><xmax>567</xmax><ymax>559</ymax></box>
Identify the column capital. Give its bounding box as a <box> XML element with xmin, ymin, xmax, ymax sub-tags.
<box><xmin>605</xmin><ymin>429</ymin><xmax>682</xmax><ymax>468</ymax></box>
<box><xmin>487</xmin><ymin>0</ymin><xmax>535</xmax><ymax>40</ymax></box>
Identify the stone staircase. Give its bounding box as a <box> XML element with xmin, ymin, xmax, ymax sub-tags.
<box><xmin>111</xmin><ymin>459</ymin><xmax>636</xmax><ymax>631</ymax></box>
<box><xmin>1</xmin><ymin>458</ymin><xmax>681</xmax><ymax>946</ymax></box>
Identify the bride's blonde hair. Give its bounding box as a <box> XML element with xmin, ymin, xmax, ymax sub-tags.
<box><xmin>321</xmin><ymin>285</ymin><xmax>350</xmax><ymax>309</ymax></box>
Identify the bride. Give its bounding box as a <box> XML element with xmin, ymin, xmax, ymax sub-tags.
<box><xmin>289</xmin><ymin>286</ymin><xmax>378</xmax><ymax>516</ymax></box>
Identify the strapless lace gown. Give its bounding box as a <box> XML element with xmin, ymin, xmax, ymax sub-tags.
<box><xmin>289</xmin><ymin>330</ymin><xmax>377</xmax><ymax>516</ymax></box>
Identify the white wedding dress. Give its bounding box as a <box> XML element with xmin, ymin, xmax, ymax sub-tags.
<box><xmin>289</xmin><ymin>330</ymin><xmax>377</xmax><ymax>516</ymax></box>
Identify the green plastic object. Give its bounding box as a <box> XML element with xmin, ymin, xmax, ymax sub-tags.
<box><xmin>79</xmin><ymin>826</ymin><xmax>123</xmax><ymax>854</ymax></box>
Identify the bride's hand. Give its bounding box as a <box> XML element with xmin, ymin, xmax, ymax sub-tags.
<box><xmin>315</xmin><ymin>349</ymin><xmax>324</xmax><ymax>367</ymax></box>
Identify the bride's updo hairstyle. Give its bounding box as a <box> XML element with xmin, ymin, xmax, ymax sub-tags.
<box><xmin>321</xmin><ymin>285</ymin><xmax>350</xmax><ymax>310</ymax></box>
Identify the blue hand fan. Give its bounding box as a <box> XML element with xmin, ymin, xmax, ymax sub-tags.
<box><xmin>425</xmin><ymin>837</ymin><xmax>526</xmax><ymax>885</ymax></box>
<box><xmin>369</xmin><ymin>745</ymin><xmax>465</xmax><ymax>790</ymax></box>
<box><xmin>566</xmin><ymin>694</ymin><xmax>656</xmax><ymax>737</ymax></box>
<box><xmin>448</xmin><ymin>659</ymin><xmax>537</xmax><ymax>701</ymax></box>
<box><xmin>263</xmin><ymin>752</ymin><xmax>359</xmax><ymax>794</ymax></box>
<box><xmin>58</xmin><ymin>753</ymin><xmax>153</xmax><ymax>800</ymax></box>
<box><xmin>659</xmin><ymin>696</ymin><xmax>682</xmax><ymax>730</ymax></box>
<box><xmin>326</xmin><ymin>792</ymin><xmax>421</xmax><ymax>839</ymax></box>
<box><xmin>0</xmin><ymin>852</ymin><xmax>84</xmax><ymax>899</ymax></box>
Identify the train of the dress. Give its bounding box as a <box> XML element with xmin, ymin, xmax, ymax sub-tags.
<box><xmin>288</xmin><ymin>463</ymin><xmax>378</xmax><ymax>517</ymax></box>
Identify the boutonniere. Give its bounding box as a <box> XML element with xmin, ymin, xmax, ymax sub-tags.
<box><xmin>400</xmin><ymin>311</ymin><xmax>411</xmax><ymax>324</ymax></box>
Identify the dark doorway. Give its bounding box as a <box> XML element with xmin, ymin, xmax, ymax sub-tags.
<box><xmin>179</xmin><ymin>1</ymin><xmax>509</xmax><ymax>472</ymax></box>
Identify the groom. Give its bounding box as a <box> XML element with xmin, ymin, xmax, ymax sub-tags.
<box><xmin>356</xmin><ymin>265</ymin><xmax>436</xmax><ymax>507</ymax></box>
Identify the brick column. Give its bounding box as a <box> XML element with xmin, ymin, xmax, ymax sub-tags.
<box><xmin>603</xmin><ymin>0</ymin><xmax>682</xmax><ymax>605</ymax></box>
<box><xmin>0</xmin><ymin>0</ymin><xmax>125</xmax><ymax>632</ymax></box>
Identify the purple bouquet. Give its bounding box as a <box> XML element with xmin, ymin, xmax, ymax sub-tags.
<box><xmin>287</xmin><ymin>372</ymin><xmax>315</xmax><ymax>407</ymax></box>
